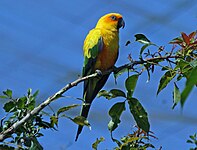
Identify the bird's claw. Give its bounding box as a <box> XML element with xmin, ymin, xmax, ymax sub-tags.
<box><xmin>95</xmin><ymin>70</ymin><xmax>102</xmax><ymax>77</ymax></box>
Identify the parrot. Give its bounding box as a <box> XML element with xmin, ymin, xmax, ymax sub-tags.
<box><xmin>75</xmin><ymin>13</ymin><xmax>125</xmax><ymax>141</ymax></box>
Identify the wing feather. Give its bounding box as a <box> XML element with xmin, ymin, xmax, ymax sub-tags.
<box><xmin>82</xmin><ymin>29</ymin><xmax>103</xmax><ymax>97</ymax></box>
<box><xmin>82</xmin><ymin>29</ymin><xmax>103</xmax><ymax>76</ymax></box>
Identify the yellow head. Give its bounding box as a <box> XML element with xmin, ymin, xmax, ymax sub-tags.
<box><xmin>95</xmin><ymin>13</ymin><xmax>125</xmax><ymax>31</ymax></box>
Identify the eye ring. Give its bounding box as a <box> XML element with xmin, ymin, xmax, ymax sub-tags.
<box><xmin>110</xmin><ymin>15</ymin><xmax>117</xmax><ymax>21</ymax></box>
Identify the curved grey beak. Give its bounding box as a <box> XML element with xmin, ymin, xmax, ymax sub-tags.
<box><xmin>117</xmin><ymin>18</ymin><xmax>125</xmax><ymax>29</ymax></box>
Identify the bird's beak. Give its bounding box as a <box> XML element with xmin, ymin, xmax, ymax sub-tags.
<box><xmin>117</xmin><ymin>18</ymin><xmax>125</xmax><ymax>29</ymax></box>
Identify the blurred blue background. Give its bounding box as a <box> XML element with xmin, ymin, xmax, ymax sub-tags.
<box><xmin>0</xmin><ymin>0</ymin><xmax>197</xmax><ymax>149</ymax></box>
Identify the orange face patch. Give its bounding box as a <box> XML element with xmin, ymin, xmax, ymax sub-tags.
<box><xmin>103</xmin><ymin>14</ymin><xmax>123</xmax><ymax>25</ymax></box>
<box><xmin>95</xmin><ymin>13</ymin><xmax>124</xmax><ymax>31</ymax></box>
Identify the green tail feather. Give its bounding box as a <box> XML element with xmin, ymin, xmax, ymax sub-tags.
<box><xmin>75</xmin><ymin>74</ymin><xmax>109</xmax><ymax>141</ymax></box>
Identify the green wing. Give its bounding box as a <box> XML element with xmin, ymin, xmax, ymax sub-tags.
<box><xmin>82</xmin><ymin>29</ymin><xmax>104</xmax><ymax>98</ymax></box>
<box><xmin>82</xmin><ymin>29</ymin><xmax>103</xmax><ymax>77</ymax></box>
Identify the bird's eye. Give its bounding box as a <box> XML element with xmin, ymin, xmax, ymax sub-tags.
<box><xmin>110</xmin><ymin>15</ymin><xmax>117</xmax><ymax>21</ymax></box>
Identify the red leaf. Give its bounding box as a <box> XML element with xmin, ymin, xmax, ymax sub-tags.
<box><xmin>188</xmin><ymin>31</ymin><xmax>196</xmax><ymax>39</ymax></box>
<box><xmin>181</xmin><ymin>32</ymin><xmax>190</xmax><ymax>45</ymax></box>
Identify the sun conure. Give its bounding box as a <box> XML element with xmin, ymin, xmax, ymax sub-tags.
<box><xmin>75</xmin><ymin>13</ymin><xmax>125</xmax><ymax>141</ymax></box>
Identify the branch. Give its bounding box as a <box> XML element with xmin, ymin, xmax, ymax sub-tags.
<box><xmin>0</xmin><ymin>54</ymin><xmax>179</xmax><ymax>141</ymax></box>
<box><xmin>113</xmin><ymin>54</ymin><xmax>181</xmax><ymax>73</ymax></box>
<box><xmin>0</xmin><ymin>72</ymin><xmax>99</xmax><ymax>141</ymax></box>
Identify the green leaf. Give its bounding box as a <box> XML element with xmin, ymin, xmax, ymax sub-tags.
<box><xmin>125</xmin><ymin>40</ymin><xmax>131</xmax><ymax>46</ymax></box>
<box><xmin>114</xmin><ymin>68</ymin><xmax>128</xmax><ymax>79</ymax></box>
<box><xmin>50</xmin><ymin>115</ymin><xmax>58</xmax><ymax>127</ymax></box>
<box><xmin>33</xmin><ymin>90</ymin><xmax>39</xmax><ymax>98</ymax></box>
<box><xmin>140</xmin><ymin>44</ymin><xmax>150</xmax><ymax>56</ymax></box>
<box><xmin>0</xmin><ymin>145</ymin><xmax>15</xmax><ymax>150</ymax></box>
<box><xmin>24</xmin><ymin>137</ymin><xmax>32</xmax><ymax>147</ymax></box>
<box><xmin>125</xmin><ymin>74</ymin><xmax>139</xmax><ymax>92</ymax></box>
<box><xmin>190</xmin><ymin>135</ymin><xmax>196</xmax><ymax>141</ymax></box>
<box><xmin>186</xmin><ymin>139</ymin><xmax>193</xmax><ymax>144</ymax></box>
<box><xmin>16</xmin><ymin>98</ymin><xmax>26</xmax><ymax>109</ymax></box>
<box><xmin>40</xmin><ymin>121</ymin><xmax>53</xmax><ymax>129</ymax></box>
<box><xmin>57</xmin><ymin>104</ymin><xmax>80</xmax><ymax>116</ymax></box>
<box><xmin>176</xmin><ymin>74</ymin><xmax>183</xmax><ymax>81</ymax></box>
<box><xmin>108</xmin><ymin>102</ymin><xmax>126</xmax><ymax>132</ymax></box>
<box><xmin>135</xmin><ymin>33</ymin><xmax>157</xmax><ymax>58</ymax></box>
<box><xmin>0</xmin><ymin>95</ymin><xmax>8</xmax><ymax>99</ymax></box>
<box><xmin>172</xmin><ymin>83</ymin><xmax>181</xmax><ymax>109</ymax></box>
<box><xmin>29</xmin><ymin>137</ymin><xmax>43</xmax><ymax>150</ymax></box>
<box><xmin>135</xmin><ymin>34</ymin><xmax>151</xmax><ymax>44</ymax></box>
<box><xmin>181</xmin><ymin>67</ymin><xmax>197</xmax><ymax>107</ymax></box>
<box><xmin>169</xmin><ymin>37</ymin><xmax>183</xmax><ymax>44</ymax></box>
<box><xmin>71</xmin><ymin>116</ymin><xmax>90</xmax><ymax>127</ymax></box>
<box><xmin>92</xmin><ymin>137</ymin><xmax>105</xmax><ymax>150</ymax></box>
<box><xmin>177</xmin><ymin>59</ymin><xmax>190</xmax><ymax>69</ymax></box>
<box><xmin>161</xmin><ymin>66</ymin><xmax>172</xmax><ymax>71</ymax></box>
<box><xmin>144</xmin><ymin>64</ymin><xmax>151</xmax><ymax>82</ymax></box>
<box><xmin>128</xmin><ymin>98</ymin><xmax>150</xmax><ymax>133</ymax></box>
<box><xmin>157</xmin><ymin>70</ymin><xmax>176</xmax><ymax>95</ymax></box>
<box><xmin>125</xmin><ymin>74</ymin><xmax>139</xmax><ymax>98</ymax></box>
<box><xmin>3</xmin><ymin>101</ymin><xmax>15</xmax><ymax>112</ymax></box>
<box><xmin>27</xmin><ymin>99</ymin><xmax>35</xmax><ymax>110</ymax></box>
<box><xmin>177</xmin><ymin>59</ymin><xmax>193</xmax><ymax>77</ymax></box>
<box><xmin>190</xmin><ymin>59</ymin><xmax>197</xmax><ymax>68</ymax></box>
<box><xmin>109</xmin><ymin>89</ymin><xmax>126</xmax><ymax>98</ymax></box>
<box><xmin>111</xmin><ymin>137</ymin><xmax>122</xmax><ymax>147</ymax></box>
<box><xmin>121</xmin><ymin>136</ymin><xmax>140</xmax><ymax>147</ymax></box>
<box><xmin>98</xmin><ymin>89</ymin><xmax>126</xmax><ymax>100</ymax></box>
<box><xmin>27</xmin><ymin>88</ymin><xmax>32</xmax><ymax>96</ymax></box>
<box><xmin>36</xmin><ymin>133</ymin><xmax>44</xmax><ymax>137</ymax></box>
<box><xmin>97</xmin><ymin>90</ymin><xmax>111</xmax><ymax>100</ymax></box>
<box><xmin>3</xmin><ymin>89</ymin><xmax>12</xmax><ymax>98</ymax></box>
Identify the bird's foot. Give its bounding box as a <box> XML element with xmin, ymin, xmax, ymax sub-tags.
<box><xmin>95</xmin><ymin>70</ymin><xmax>102</xmax><ymax>77</ymax></box>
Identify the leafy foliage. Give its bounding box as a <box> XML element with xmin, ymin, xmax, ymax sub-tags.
<box><xmin>0</xmin><ymin>89</ymin><xmax>80</xmax><ymax>149</ymax></box>
<box><xmin>133</xmin><ymin>31</ymin><xmax>197</xmax><ymax>109</ymax></box>
<box><xmin>92</xmin><ymin>137</ymin><xmax>105</xmax><ymax>150</ymax></box>
<box><xmin>113</xmin><ymin>128</ymin><xmax>156</xmax><ymax>150</ymax></box>
<box><xmin>93</xmin><ymin>127</ymin><xmax>157</xmax><ymax>150</ymax></box>
<box><xmin>187</xmin><ymin>133</ymin><xmax>197</xmax><ymax>150</ymax></box>
<box><xmin>99</xmin><ymin>74</ymin><xmax>150</xmax><ymax>142</ymax></box>
<box><xmin>0</xmin><ymin>31</ymin><xmax>197</xmax><ymax>149</ymax></box>
<box><xmin>0</xmin><ymin>89</ymin><xmax>44</xmax><ymax>150</ymax></box>
<box><xmin>97</xmin><ymin>31</ymin><xmax>196</xmax><ymax>149</ymax></box>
